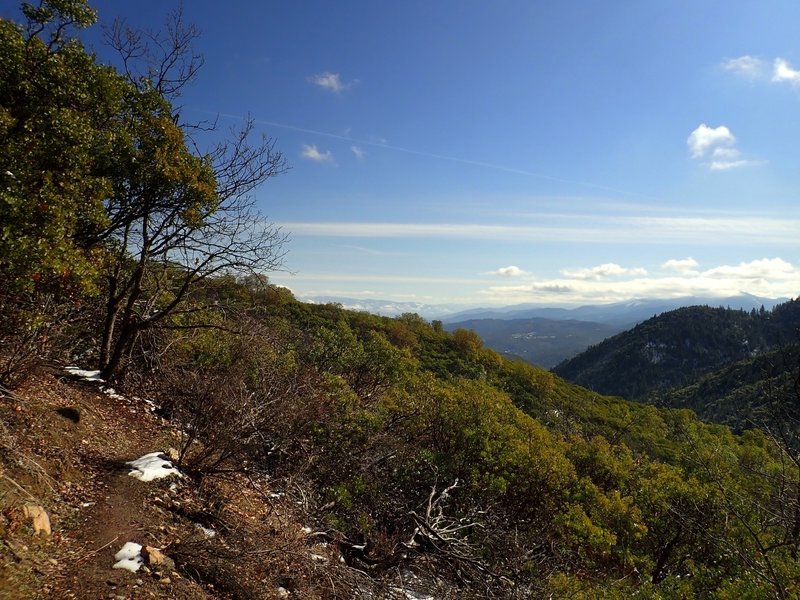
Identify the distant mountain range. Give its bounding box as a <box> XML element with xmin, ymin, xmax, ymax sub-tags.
<box><xmin>304</xmin><ymin>294</ymin><xmax>788</xmax><ymax>368</ymax></box>
<box><xmin>303</xmin><ymin>293</ymin><xmax>786</xmax><ymax>323</ymax></box>
<box><xmin>441</xmin><ymin>293</ymin><xmax>787</xmax><ymax>326</ymax></box>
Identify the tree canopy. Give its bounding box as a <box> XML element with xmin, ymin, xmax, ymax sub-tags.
<box><xmin>0</xmin><ymin>0</ymin><xmax>287</xmax><ymax>379</ymax></box>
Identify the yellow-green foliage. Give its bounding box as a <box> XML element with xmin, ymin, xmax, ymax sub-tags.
<box><xmin>0</xmin><ymin>12</ymin><xmax>119</xmax><ymax>291</ymax></box>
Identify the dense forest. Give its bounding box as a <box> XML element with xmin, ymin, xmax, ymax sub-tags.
<box><xmin>1</xmin><ymin>2</ymin><xmax>800</xmax><ymax>598</ymax></box>
<box><xmin>554</xmin><ymin>302</ymin><xmax>800</xmax><ymax>399</ymax></box>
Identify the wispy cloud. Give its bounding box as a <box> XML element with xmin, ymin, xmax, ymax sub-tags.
<box><xmin>301</xmin><ymin>144</ymin><xmax>333</xmax><ymax>163</ymax></box>
<box><xmin>721</xmin><ymin>55</ymin><xmax>765</xmax><ymax>78</ymax></box>
<box><xmin>308</xmin><ymin>72</ymin><xmax>355</xmax><ymax>93</ymax></box>
<box><xmin>350</xmin><ymin>145</ymin><xmax>365</xmax><ymax>159</ymax></box>
<box><xmin>722</xmin><ymin>54</ymin><xmax>800</xmax><ymax>88</ymax></box>
<box><xmin>490</xmin><ymin>266</ymin><xmax>528</xmax><ymax>277</ymax></box>
<box><xmin>687</xmin><ymin>124</ymin><xmax>758</xmax><ymax>171</ymax></box>
<box><xmin>772</xmin><ymin>58</ymin><xmax>800</xmax><ymax>86</ymax></box>
<box><xmin>204</xmin><ymin>112</ymin><xmax>657</xmax><ymax>200</ymax></box>
<box><xmin>561</xmin><ymin>263</ymin><xmax>647</xmax><ymax>280</ymax></box>
<box><xmin>709</xmin><ymin>159</ymin><xmax>754</xmax><ymax>171</ymax></box>
<box><xmin>279</xmin><ymin>215</ymin><xmax>800</xmax><ymax>245</ymax></box>
<box><xmin>662</xmin><ymin>257</ymin><xmax>699</xmax><ymax>273</ymax></box>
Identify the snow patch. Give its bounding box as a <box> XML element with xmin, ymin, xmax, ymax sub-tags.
<box><xmin>195</xmin><ymin>523</ymin><xmax>216</xmax><ymax>538</ymax></box>
<box><xmin>113</xmin><ymin>541</ymin><xmax>143</xmax><ymax>572</ymax></box>
<box><xmin>127</xmin><ymin>452</ymin><xmax>181</xmax><ymax>482</ymax></box>
<box><xmin>64</xmin><ymin>366</ymin><xmax>104</xmax><ymax>381</ymax></box>
<box><xmin>101</xmin><ymin>386</ymin><xmax>126</xmax><ymax>401</ymax></box>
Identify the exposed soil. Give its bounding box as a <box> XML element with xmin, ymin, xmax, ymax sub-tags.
<box><xmin>0</xmin><ymin>370</ymin><xmax>344</xmax><ymax>599</ymax></box>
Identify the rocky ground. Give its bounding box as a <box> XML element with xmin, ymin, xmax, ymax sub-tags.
<box><xmin>0</xmin><ymin>370</ymin><xmax>356</xmax><ymax>599</ymax></box>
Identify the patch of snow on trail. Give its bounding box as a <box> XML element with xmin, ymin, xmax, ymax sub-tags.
<box><xmin>127</xmin><ymin>452</ymin><xmax>181</xmax><ymax>482</ymax></box>
<box><xmin>100</xmin><ymin>386</ymin><xmax>126</xmax><ymax>401</ymax></box>
<box><xmin>64</xmin><ymin>366</ymin><xmax>104</xmax><ymax>381</ymax></box>
<box><xmin>113</xmin><ymin>541</ymin><xmax>143</xmax><ymax>572</ymax></box>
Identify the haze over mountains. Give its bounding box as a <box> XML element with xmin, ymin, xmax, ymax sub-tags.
<box><xmin>304</xmin><ymin>293</ymin><xmax>785</xmax><ymax>322</ymax></box>
<box><xmin>305</xmin><ymin>293</ymin><xmax>787</xmax><ymax>368</ymax></box>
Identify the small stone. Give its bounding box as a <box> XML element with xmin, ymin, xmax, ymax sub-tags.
<box><xmin>158</xmin><ymin>577</ymin><xmax>171</xmax><ymax>585</ymax></box>
<box><xmin>143</xmin><ymin>546</ymin><xmax>175</xmax><ymax>570</ymax></box>
<box><xmin>135</xmin><ymin>579</ymin><xmax>143</xmax><ymax>585</ymax></box>
<box><xmin>22</xmin><ymin>505</ymin><xmax>51</xmax><ymax>536</ymax></box>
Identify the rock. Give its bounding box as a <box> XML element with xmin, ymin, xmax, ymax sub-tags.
<box><xmin>143</xmin><ymin>546</ymin><xmax>175</xmax><ymax>571</ymax></box>
<box><xmin>22</xmin><ymin>505</ymin><xmax>51</xmax><ymax>536</ymax></box>
<box><xmin>277</xmin><ymin>587</ymin><xmax>290</xmax><ymax>598</ymax></box>
<box><xmin>166</xmin><ymin>447</ymin><xmax>180</xmax><ymax>461</ymax></box>
<box><xmin>158</xmin><ymin>577</ymin><xmax>171</xmax><ymax>585</ymax></box>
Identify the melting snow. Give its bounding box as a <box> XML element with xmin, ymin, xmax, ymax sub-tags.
<box><xmin>113</xmin><ymin>541</ymin><xmax>143</xmax><ymax>572</ymax></box>
<box><xmin>195</xmin><ymin>523</ymin><xmax>216</xmax><ymax>538</ymax></box>
<box><xmin>100</xmin><ymin>386</ymin><xmax>126</xmax><ymax>401</ymax></box>
<box><xmin>127</xmin><ymin>452</ymin><xmax>181</xmax><ymax>482</ymax></box>
<box><xmin>64</xmin><ymin>366</ymin><xmax>104</xmax><ymax>381</ymax></box>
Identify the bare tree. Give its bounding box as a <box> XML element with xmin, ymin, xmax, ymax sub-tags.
<box><xmin>95</xmin><ymin>10</ymin><xmax>288</xmax><ymax>380</ymax></box>
<box><xmin>104</xmin><ymin>6</ymin><xmax>203</xmax><ymax>102</ymax></box>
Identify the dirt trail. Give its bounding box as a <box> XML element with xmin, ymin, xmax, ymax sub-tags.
<box><xmin>0</xmin><ymin>372</ymin><xmax>211</xmax><ymax>599</ymax></box>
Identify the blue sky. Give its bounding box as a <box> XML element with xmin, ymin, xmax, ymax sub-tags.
<box><xmin>7</xmin><ymin>0</ymin><xmax>800</xmax><ymax>306</ymax></box>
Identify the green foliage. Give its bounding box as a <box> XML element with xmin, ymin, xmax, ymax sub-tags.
<box><xmin>657</xmin><ymin>343</ymin><xmax>800</xmax><ymax>434</ymax></box>
<box><xmin>1</xmin><ymin>1</ymin><xmax>799</xmax><ymax>593</ymax></box>
<box><xmin>1</xmin><ymin>2</ymin><xmax>287</xmax><ymax>382</ymax></box>
<box><xmin>0</xmin><ymin>7</ymin><xmax>120</xmax><ymax>291</ymax></box>
<box><xmin>555</xmin><ymin>304</ymin><xmax>789</xmax><ymax>401</ymax></box>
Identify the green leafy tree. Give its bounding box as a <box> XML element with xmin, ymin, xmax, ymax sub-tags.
<box><xmin>1</xmin><ymin>2</ymin><xmax>288</xmax><ymax>380</ymax></box>
<box><xmin>0</xmin><ymin>0</ymin><xmax>118</xmax><ymax>291</ymax></box>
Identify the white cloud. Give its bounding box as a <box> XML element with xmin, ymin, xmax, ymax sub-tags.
<box><xmin>561</xmin><ymin>263</ymin><xmax>647</xmax><ymax>280</ymax></box>
<box><xmin>701</xmin><ymin>257</ymin><xmax>795</xmax><ymax>280</ymax></box>
<box><xmin>351</xmin><ymin>146</ymin><xmax>365</xmax><ymax>159</ymax></box>
<box><xmin>687</xmin><ymin>124</ymin><xmax>758</xmax><ymax>171</ymax></box>
<box><xmin>491</xmin><ymin>265</ymin><xmax>527</xmax><ymax>277</ymax></box>
<box><xmin>709</xmin><ymin>159</ymin><xmax>757</xmax><ymax>171</ymax></box>
<box><xmin>687</xmin><ymin>124</ymin><xmax>735</xmax><ymax>158</ymax></box>
<box><xmin>772</xmin><ymin>58</ymin><xmax>800</xmax><ymax>86</ymax></box>
<box><xmin>711</xmin><ymin>147</ymin><xmax>740</xmax><ymax>159</ymax></box>
<box><xmin>721</xmin><ymin>55</ymin><xmax>765</xmax><ymax>78</ymax></box>
<box><xmin>301</xmin><ymin>144</ymin><xmax>333</xmax><ymax>163</ymax></box>
<box><xmin>722</xmin><ymin>55</ymin><xmax>800</xmax><ymax>87</ymax></box>
<box><xmin>478</xmin><ymin>258</ymin><xmax>800</xmax><ymax>306</ymax></box>
<box><xmin>662</xmin><ymin>257</ymin><xmax>699</xmax><ymax>273</ymax></box>
<box><xmin>308</xmin><ymin>72</ymin><xmax>353</xmax><ymax>93</ymax></box>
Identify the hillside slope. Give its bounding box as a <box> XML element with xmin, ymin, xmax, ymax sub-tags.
<box><xmin>553</xmin><ymin>300</ymin><xmax>800</xmax><ymax>402</ymax></box>
<box><xmin>2</xmin><ymin>293</ymin><xmax>800</xmax><ymax>599</ymax></box>
<box><xmin>653</xmin><ymin>344</ymin><xmax>800</xmax><ymax>433</ymax></box>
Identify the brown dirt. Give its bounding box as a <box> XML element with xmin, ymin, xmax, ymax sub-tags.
<box><xmin>0</xmin><ymin>370</ymin><xmax>342</xmax><ymax>599</ymax></box>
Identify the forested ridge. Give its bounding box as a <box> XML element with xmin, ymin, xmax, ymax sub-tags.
<box><xmin>1</xmin><ymin>2</ymin><xmax>799</xmax><ymax>598</ymax></box>
<box><xmin>554</xmin><ymin>301</ymin><xmax>800</xmax><ymax>400</ymax></box>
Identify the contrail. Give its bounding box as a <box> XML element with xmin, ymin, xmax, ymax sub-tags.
<box><xmin>194</xmin><ymin>109</ymin><xmax>655</xmax><ymax>200</ymax></box>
